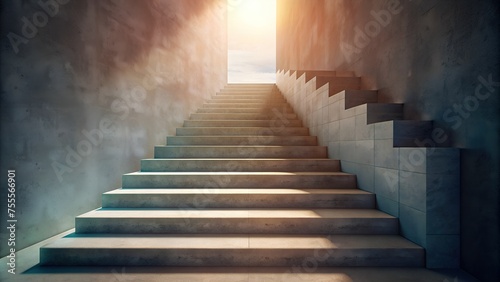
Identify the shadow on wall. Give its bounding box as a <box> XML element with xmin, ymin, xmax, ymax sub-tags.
<box><xmin>0</xmin><ymin>0</ymin><xmax>227</xmax><ymax>257</ymax></box>
<box><xmin>3</xmin><ymin>0</ymin><xmax>220</xmax><ymax>80</ymax></box>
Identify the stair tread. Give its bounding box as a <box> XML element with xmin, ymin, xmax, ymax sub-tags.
<box><xmin>78</xmin><ymin>208</ymin><xmax>393</xmax><ymax>219</ymax></box>
<box><xmin>143</xmin><ymin>158</ymin><xmax>336</xmax><ymax>161</ymax></box>
<box><xmin>42</xmin><ymin>234</ymin><xmax>421</xmax><ymax>249</ymax></box>
<box><xmin>155</xmin><ymin>145</ymin><xmax>322</xmax><ymax>148</ymax></box>
<box><xmin>40</xmin><ymin>83</ymin><xmax>424</xmax><ymax>268</ymax></box>
<box><xmin>105</xmin><ymin>188</ymin><xmax>371</xmax><ymax>195</ymax></box>
<box><xmin>125</xmin><ymin>172</ymin><xmax>350</xmax><ymax>176</ymax></box>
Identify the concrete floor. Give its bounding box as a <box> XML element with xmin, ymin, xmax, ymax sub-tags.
<box><xmin>0</xmin><ymin>229</ymin><xmax>479</xmax><ymax>282</ymax></box>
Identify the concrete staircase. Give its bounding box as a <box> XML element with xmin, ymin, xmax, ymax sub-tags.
<box><xmin>40</xmin><ymin>84</ymin><xmax>424</xmax><ymax>267</ymax></box>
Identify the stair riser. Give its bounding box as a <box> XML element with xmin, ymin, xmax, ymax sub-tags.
<box><xmin>197</xmin><ymin>108</ymin><xmax>276</xmax><ymax>113</ymax></box>
<box><xmin>190</xmin><ymin>114</ymin><xmax>297</xmax><ymax>120</ymax></box>
<box><xmin>141</xmin><ymin>159</ymin><xmax>339</xmax><ymax>172</ymax></box>
<box><xmin>183</xmin><ymin>120</ymin><xmax>302</xmax><ymax>127</ymax></box>
<box><xmin>102</xmin><ymin>194</ymin><xmax>375</xmax><ymax>209</ymax></box>
<box><xmin>40</xmin><ymin>248</ymin><xmax>424</xmax><ymax>267</ymax></box>
<box><xmin>212</xmin><ymin>95</ymin><xmax>283</xmax><ymax>100</ymax></box>
<box><xmin>75</xmin><ymin>218</ymin><xmax>397</xmax><ymax>235</ymax></box>
<box><xmin>166</xmin><ymin>136</ymin><xmax>318</xmax><ymax>146</ymax></box>
<box><xmin>208</xmin><ymin>99</ymin><xmax>285</xmax><ymax>103</ymax></box>
<box><xmin>122</xmin><ymin>174</ymin><xmax>356</xmax><ymax>189</ymax></box>
<box><xmin>154</xmin><ymin>146</ymin><xmax>326</xmax><ymax>158</ymax></box>
<box><xmin>202</xmin><ymin>103</ymin><xmax>291</xmax><ymax>109</ymax></box>
<box><xmin>219</xmin><ymin>89</ymin><xmax>274</xmax><ymax>93</ymax></box>
<box><xmin>176</xmin><ymin>128</ymin><xmax>308</xmax><ymax>136</ymax></box>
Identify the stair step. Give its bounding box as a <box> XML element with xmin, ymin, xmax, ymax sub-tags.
<box><xmin>141</xmin><ymin>158</ymin><xmax>339</xmax><ymax>172</ymax></box>
<box><xmin>212</xmin><ymin>95</ymin><xmax>283</xmax><ymax>100</ymax></box>
<box><xmin>219</xmin><ymin>88</ymin><xmax>274</xmax><ymax>92</ymax></box>
<box><xmin>74</xmin><ymin>209</ymin><xmax>397</xmax><ymax>234</ymax></box>
<box><xmin>190</xmin><ymin>113</ymin><xmax>297</xmax><ymax>120</ymax></box>
<box><xmin>102</xmin><ymin>188</ymin><xmax>374</xmax><ymax>209</ymax></box>
<box><xmin>166</xmin><ymin>136</ymin><xmax>318</xmax><ymax>146</ymax></box>
<box><xmin>122</xmin><ymin>171</ymin><xmax>356</xmax><ymax>189</ymax></box>
<box><xmin>154</xmin><ymin>145</ymin><xmax>326</xmax><ymax>158</ymax></box>
<box><xmin>39</xmin><ymin>83</ymin><xmax>426</xmax><ymax>269</ymax></box>
<box><xmin>218</xmin><ymin>90</ymin><xmax>275</xmax><ymax>93</ymax></box>
<box><xmin>202</xmin><ymin>103</ymin><xmax>291</xmax><ymax>109</ymax></box>
<box><xmin>40</xmin><ymin>234</ymin><xmax>424</xmax><ymax>267</ymax></box>
<box><xmin>176</xmin><ymin>127</ymin><xmax>308</xmax><ymax>136</ymax></box>
<box><xmin>197</xmin><ymin>108</ymin><xmax>280</xmax><ymax>114</ymax></box>
<box><xmin>208</xmin><ymin>99</ymin><xmax>285</xmax><ymax>103</ymax></box>
<box><xmin>183</xmin><ymin>120</ymin><xmax>302</xmax><ymax>127</ymax></box>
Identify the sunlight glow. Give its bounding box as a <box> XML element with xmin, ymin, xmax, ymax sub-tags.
<box><xmin>228</xmin><ymin>0</ymin><xmax>276</xmax><ymax>83</ymax></box>
<box><xmin>237</xmin><ymin>0</ymin><xmax>275</xmax><ymax>28</ymax></box>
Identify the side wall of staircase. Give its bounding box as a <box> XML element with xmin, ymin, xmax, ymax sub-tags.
<box><xmin>277</xmin><ymin>70</ymin><xmax>461</xmax><ymax>268</ymax></box>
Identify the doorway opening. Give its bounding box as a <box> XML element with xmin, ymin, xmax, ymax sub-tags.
<box><xmin>227</xmin><ymin>0</ymin><xmax>276</xmax><ymax>83</ymax></box>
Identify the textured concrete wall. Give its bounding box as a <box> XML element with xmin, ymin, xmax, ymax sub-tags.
<box><xmin>0</xmin><ymin>0</ymin><xmax>227</xmax><ymax>256</ymax></box>
<box><xmin>277</xmin><ymin>72</ymin><xmax>461</xmax><ymax>268</ymax></box>
<box><xmin>277</xmin><ymin>0</ymin><xmax>499</xmax><ymax>280</ymax></box>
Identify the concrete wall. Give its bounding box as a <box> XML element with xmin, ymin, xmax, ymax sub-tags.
<box><xmin>277</xmin><ymin>72</ymin><xmax>461</xmax><ymax>268</ymax></box>
<box><xmin>0</xmin><ymin>0</ymin><xmax>227</xmax><ymax>256</ymax></box>
<box><xmin>277</xmin><ymin>0</ymin><xmax>499</xmax><ymax>280</ymax></box>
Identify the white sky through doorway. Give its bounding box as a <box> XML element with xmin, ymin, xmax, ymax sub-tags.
<box><xmin>227</xmin><ymin>0</ymin><xmax>277</xmax><ymax>83</ymax></box>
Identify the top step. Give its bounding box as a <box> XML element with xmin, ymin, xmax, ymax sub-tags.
<box><xmin>226</xmin><ymin>84</ymin><xmax>275</xmax><ymax>88</ymax></box>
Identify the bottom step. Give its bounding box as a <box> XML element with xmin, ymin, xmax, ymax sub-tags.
<box><xmin>40</xmin><ymin>234</ymin><xmax>424</xmax><ymax>267</ymax></box>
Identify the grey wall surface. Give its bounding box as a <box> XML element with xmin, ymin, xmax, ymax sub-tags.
<box><xmin>277</xmin><ymin>0</ymin><xmax>499</xmax><ymax>281</ymax></box>
<box><xmin>0</xmin><ymin>0</ymin><xmax>227</xmax><ymax>256</ymax></box>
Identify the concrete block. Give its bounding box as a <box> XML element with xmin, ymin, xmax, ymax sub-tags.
<box><xmin>339</xmin><ymin>116</ymin><xmax>356</xmax><ymax>141</ymax></box>
<box><xmin>426</xmin><ymin>235</ymin><xmax>460</xmax><ymax>268</ymax></box>
<box><xmin>355</xmin><ymin>140</ymin><xmax>374</xmax><ymax>165</ymax></box>
<box><xmin>322</xmin><ymin>105</ymin><xmax>329</xmax><ymax>124</ymax></box>
<box><xmin>328</xmin><ymin>141</ymin><xmax>340</xmax><ymax>160</ymax></box>
<box><xmin>342</xmin><ymin>161</ymin><xmax>374</xmax><ymax>193</ymax></box>
<box><xmin>399</xmin><ymin>171</ymin><xmax>426</xmax><ymax>212</ymax></box>
<box><xmin>339</xmin><ymin>141</ymin><xmax>356</xmax><ymax>163</ymax></box>
<box><xmin>399</xmin><ymin>148</ymin><xmax>426</xmax><ymax>173</ymax></box>
<box><xmin>355</xmin><ymin>114</ymin><xmax>374</xmax><ymax>140</ymax></box>
<box><xmin>426</xmin><ymin>148</ymin><xmax>460</xmax><ymax>175</ymax></box>
<box><xmin>374</xmin><ymin>167</ymin><xmax>399</xmax><ymax>201</ymax></box>
<box><xmin>426</xmin><ymin>174</ymin><xmax>460</xmax><ymax>234</ymax></box>
<box><xmin>376</xmin><ymin>195</ymin><xmax>399</xmax><ymax>217</ymax></box>
<box><xmin>340</xmin><ymin>102</ymin><xmax>357</xmax><ymax>119</ymax></box>
<box><xmin>374</xmin><ymin>121</ymin><xmax>393</xmax><ymax>139</ymax></box>
<box><xmin>400</xmin><ymin>205</ymin><xmax>426</xmax><ymax>247</ymax></box>
<box><xmin>375</xmin><ymin>139</ymin><xmax>399</xmax><ymax>169</ymax></box>
<box><xmin>329</xmin><ymin>121</ymin><xmax>340</xmax><ymax>141</ymax></box>
<box><xmin>329</xmin><ymin>101</ymin><xmax>341</xmax><ymax>122</ymax></box>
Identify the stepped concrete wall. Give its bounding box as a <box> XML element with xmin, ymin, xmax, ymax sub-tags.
<box><xmin>277</xmin><ymin>0</ymin><xmax>499</xmax><ymax>280</ymax></box>
<box><xmin>0</xmin><ymin>0</ymin><xmax>227</xmax><ymax>256</ymax></box>
<box><xmin>277</xmin><ymin>72</ymin><xmax>460</xmax><ymax>268</ymax></box>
